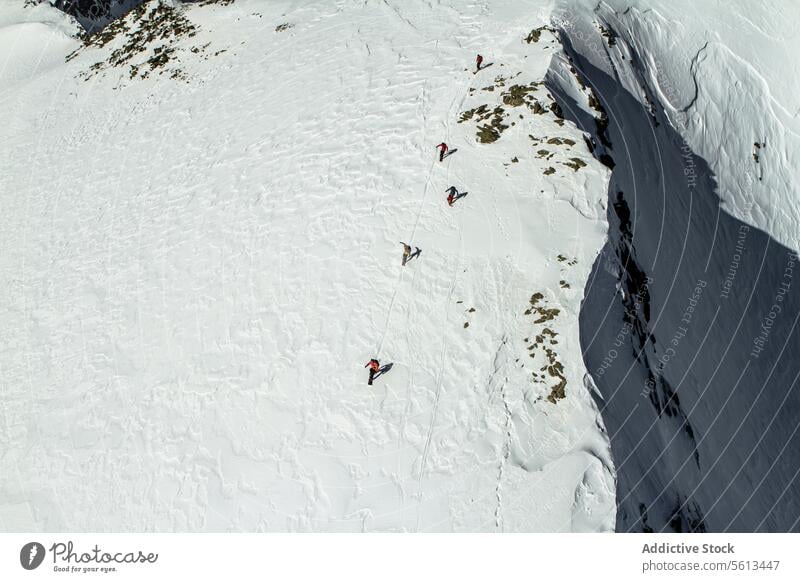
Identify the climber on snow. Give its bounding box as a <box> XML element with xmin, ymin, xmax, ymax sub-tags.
<box><xmin>365</xmin><ymin>358</ymin><xmax>380</xmax><ymax>385</ymax></box>
<box><xmin>436</xmin><ymin>142</ymin><xmax>449</xmax><ymax>162</ymax></box>
<box><xmin>446</xmin><ymin>185</ymin><xmax>465</xmax><ymax>206</ymax></box>
<box><xmin>400</xmin><ymin>242</ymin><xmax>421</xmax><ymax>266</ymax></box>
<box><xmin>475</xmin><ymin>54</ymin><xmax>484</xmax><ymax>72</ymax></box>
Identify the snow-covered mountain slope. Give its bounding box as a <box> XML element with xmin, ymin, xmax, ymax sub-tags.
<box><xmin>0</xmin><ymin>0</ymin><xmax>615</xmax><ymax>531</ymax></box>
<box><xmin>0</xmin><ymin>1</ymin><xmax>78</xmax><ymax>84</ymax></box>
<box><xmin>570</xmin><ymin>0</ymin><xmax>800</xmax><ymax>252</ymax></box>
<box><xmin>49</xmin><ymin>0</ymin><xmax>143</xmax><ymax>32</ymax></box>
<box><xmin>548</xmin><ymin>3</ymin><xmax>800</xmax><ymax>531</ymax></box>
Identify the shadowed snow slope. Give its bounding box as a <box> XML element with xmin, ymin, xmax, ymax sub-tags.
<box><xmin>50</xmin><ymin>0</ymin><xmax>144</xmax><ymax>32</ymax></box>
<box><xmin>571</xmin><ymin>0</ymin><xmax>800</xmax><ymax>251</ymax></box>
<box><xmin>550</xmin><ymin>6</ymin><xmax>800</xmax><ymax>532</ymax></box>
<box><xmin>0</xmin><ymin>0</ymin><xmax>614</xmax><ymax>531</ymax></box>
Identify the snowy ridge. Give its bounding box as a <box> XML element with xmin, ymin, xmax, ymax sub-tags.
<box><xmin>0</xmin><ymin>1</ymin><xmax>79</xmax><ymax>86</ymax></box>
<box><xmin>0</xmin><ymin>0</ymin><xmax>615</xmax><ymax>531</ymax></box>
<box><xmin>553</xmin><ymin>3</ymin><xmax>800</xmax><ymax>531</ymax></box>
<box><xmin>584</xmin><ymin>0</ymin><xmax>800</xmax><ymax>252</ymax></box>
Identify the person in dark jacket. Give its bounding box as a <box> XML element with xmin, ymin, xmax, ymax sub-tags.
<box><xmin>446</xmin><ymin>186</ymin><xmax>461</xmax><ymax>206</ymax></box>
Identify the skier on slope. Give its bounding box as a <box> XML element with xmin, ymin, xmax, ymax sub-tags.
<box><xmin>365</xmin><ymin>358</ymin><xmax>380</xmax><ymax>385</ymax></box>
<box><xmin>475</xmin><ymin>54</ymin><xmax>484</xmax><ymax>72</ymax></box>
<box><xmin>436</xmin><ymin>142</ymin><xmax>449</xmax><ymax>162</ymax></box>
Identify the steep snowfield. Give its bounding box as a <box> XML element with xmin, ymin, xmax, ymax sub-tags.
<box><xmin>0</xmin><ymin>1</ymin><xmax>78</xmax><ymax>85</ymax></box>
<box><xmin>0</xmin><ymin>0</ymin><xmax>614</xmax><ymax>531</ymax></box>
<box><xmin>551</xmin><ymin>2</ymin><xmax>800</xmax><ymax>531</ymax></box>
<box><xmin>575</xmin><ymin>0</ymin><xmax>800</xmax><ymax>251</ymax></box>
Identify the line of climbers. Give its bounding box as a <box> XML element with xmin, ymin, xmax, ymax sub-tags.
<box><xmin>365</xmin><ymin>54</ymin><xmax>485</xmax><ymax>384</ymax></box>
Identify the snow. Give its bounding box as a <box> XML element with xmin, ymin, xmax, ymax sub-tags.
<box><xmin>0</xmin><ymin>0</ymin><xmax>615</xmax><ymax>531</ymax></box>
<box><xmin>0</xmin><ymin>22</ymin><xmax>73</xmax><ymax>84</ymax></box>
<box><xmin>569</xmin><ymin>0</ymin><xmax>800</xmax><ymax>252</ymax></box>
<box><xmin>553</xmin><ymin>2</ymin><xmax>800</xmax><ymax>531</ymax></box>
<box><xmin>0</xmin><ymin>1</ymin><xmax>78</xmax><ymax>86</ymax></box>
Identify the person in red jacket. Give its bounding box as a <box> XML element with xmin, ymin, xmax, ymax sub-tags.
<box><xmin>475</xmin><ymin>54</ymin><xmax>484</xmax><ymax>72</ymax></box>
<box><xmin>365</xmin><ymin>359</ymin><xmax>380</xmax><ymax>385</ymax></box>
<box><xmin>446</xmin><ymin>185</ymin><xmax>462</xmax><ymax>206</ymax></box>
<box><xmin>436</xmin><ymin>142</ymin><xmax>449</xmax><ymax>162</ymax></box>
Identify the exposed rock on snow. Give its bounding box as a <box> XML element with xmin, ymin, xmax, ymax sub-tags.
<box><xmin>65</xmin><ymin>0</ymin><xmax>209</xmax><ymax>81</ymax></box>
